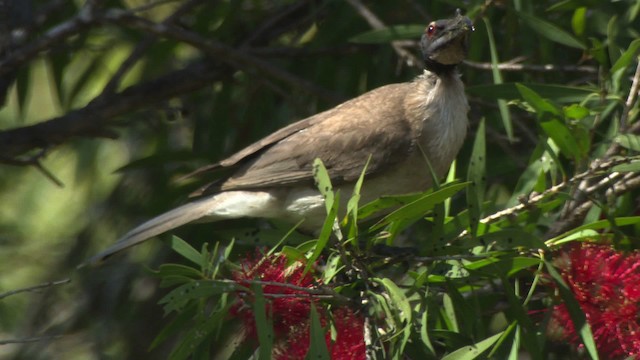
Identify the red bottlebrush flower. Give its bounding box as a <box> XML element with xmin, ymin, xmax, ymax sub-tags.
<box><xmin>275</xmin><ymin>306</ymin><xmax>366</xmax><ymax>360</ymax></box>
<box><xmin>328</xmin><ymin>307</ymin><xmax>367</xmax><ymax>359</ymax></box>
<box><xmin>230</xmin><ymin>252</ymin><xmax>317</xmax><ymax>339</ymax></box>
<box><xmin>229</xmin><ymin>252</ymin><xmax>366</xmax><ymax>360</ymax></box>
<box><xmin>548</xmin><ymin>243</ymin><xmax>640</xmax><ymax>358</ymax></box>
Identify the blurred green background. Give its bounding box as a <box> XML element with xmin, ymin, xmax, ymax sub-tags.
<box><xmin>1</xmin><ymin>0</ymin><xmax>639</xmax><ymax>358</ymax></box>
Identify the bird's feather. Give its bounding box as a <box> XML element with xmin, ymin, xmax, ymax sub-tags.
<box><xmin>194</xmin><ymin>82</ymin><xmax>419</xmax><ymax>195</ymax></box>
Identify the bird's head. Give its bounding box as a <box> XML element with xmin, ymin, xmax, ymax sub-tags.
<box><xmin>420</xmin><ymin>10</ymin><xmax>474</xmax><ymax>74</ymax></box>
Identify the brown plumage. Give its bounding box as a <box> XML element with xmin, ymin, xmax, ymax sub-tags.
<box><xmin>83</xmin><ymin>12</ymin><xmax>474</xmax><ymax>266</ymax></box>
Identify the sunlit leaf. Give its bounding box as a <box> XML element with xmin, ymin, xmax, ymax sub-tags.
<box><xmin>371</xmin><ymin>182</ymin><xmax>469</xmax><ymax>231</ymax></box>
<box><xmin>441</xmin><ymin>332</ymin><xmax>504</xmax><ymax>360</ymax></box>
<box><xmin>169</xmin><ymin>236</ymin><xmax>203</xmax><ymax>266</ymax></box>
<box><xmin>563</xmin><ymin>104</ymin><xmax>589</xmax><ymax>120</ymax></box>
<box><xmin>610</xmin><ymin>39</ymin><xmax>640</xmax><ymax>74</ymax></box>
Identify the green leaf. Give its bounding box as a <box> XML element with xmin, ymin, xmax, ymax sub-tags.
<box><xmin>345</xmin><ymin>155</ymin><xmax>371</xmax><ymax>236</ymax></box>
<box><xmin>467</xmin><ymin>83</ymin><xmax>596</xmax><ymax>103</ymax></box>
<box><xmin>441</xmin><ymin>332</ymin><xmax>504</xmax><ymax>360</ymax></box>
<box><xmin>547</xmin><ymin>229</ymin><xmax>599</xmax><ymax>246</ymax></box>
<box><xmin>614</xmin><ymin>134</ymin><xmax>640</xmax><ymax>151</ymax></box>
<box><xmin>306</xmin><ymin>304</ymin><xmax>330</xmax><ymax>360</ymax></box>
<box><xmin>150</xmin><ymin>305</ymin><xmax>197</xmax><ymax>351</ymax></box>
<box><xmin>515</xmin><ymin>83</ymin><xmax>562</xmax><ymax>118</ymax></box>
<box><xmin>482</xmin><ymin>18</ymin><xmax>513</xmax><ymax>140</ymax></box>
<box><xmin>155</xmin><ymin>264</ymin><xmax>203</xmax><ymax>287</ymax></box>
<box><xmin>442</xmin><ymin>293</ymin><xmax>459</xmax><ymax>333</ymax></box>
<box><xmin>313</xmin><ymin>158</ymin><xmax>335</xmax><ymax>214</ymax></box>
<box><xmin>420</xmin><ymin>301</ymin><xmax>436</xmax><ymax>355</ymax></box>
<box><xmin>359</xmin><ymin>192</ymin><xmax>426</xmax><ymax>219</ymax></box>
<box><xmin>571</xmin><ymin>7</ymin><xmax>587</xmax><ymax>37</ymax></box>
<box><xmin>563</xmin><ymin>104</ymin><xmax>589</xmax><ymax>120</ymax></box>
<box><xmin>169</xmin><ymin>236</ymin><xmax>203</xmax><ymax>266</ymax></box>
<box><xmin>540</xmin><ymin>118</ymin><xmax>582</xmax><ymax>160</ymax></box>
<box><xmin>308</xmin><ymin>191</ymin><xmax>339</xmax><ymax>272</ymax></box>
<box><xmin>500</xmin><ymin>277</ymin><xmax>543</xmax><ymax>360</ymax></box>
<box><xmin>349</xmin><ymin>24</ymin><xmax>424</xmax><ymax>43</ymax></box>
<box><xmin>546</xmin><ymin>216</ymin><xmax>640</xmax><ymax>245</ymax></box>
<box><xmin>476</xmin><ymin>229</ymin><xmax>547</xmax><ymax>250</ymax></box>
<box><xmin>613</xmin><ymin>160</ymin><xmax>640</xmax><ymax>172</ymax></box>
<box><xmin>371</xmin><ymin>182</ymin><xmax>469</xmax><ymax>231</ymax></box>
<box><xmin>252</xmin><ymin>282</ymin><xmax>274</xmax><ymax>359</ymax></box>
<box><xmin>159</xmin><ymin>280</ymin><xmax>237</xmax><ymax>314</ymax></box>
<box><xmin>610</xmin><ymin>38</ymin><xmax>640</xmax><ymax>74</ymax></box>
<box><xmin>544</xmin><ymin>260</ymin><xmax>599</xmax><ymax>359</ymax></box>
<box><xmin>168</xmin><ymin>303</ymin><xmax>233</xmax><ymax>360</ymax></box>
<box><xmin>516</xmin><ymin>84</ymin><xmax>583</xmax><ymax>160</ymax></box>
<box><xmin>466</xmin><ymin>118</ymin><xmax>486</xmax><ymax>236</ymax></box>
<box><xmin>516</xmin><ymin>11</ymin><xmax>587</xmax><ymax>49</ymax></box>
<box><xmin>376</xmin><ymin>278</ymin><xmax>412</xmax><ymax>353</ymax></box>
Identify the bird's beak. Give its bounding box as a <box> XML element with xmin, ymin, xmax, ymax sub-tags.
<box><xmin>425</xmin><ymin>12</ymin><xmax>474</xmax><ymax>65</ymax></box>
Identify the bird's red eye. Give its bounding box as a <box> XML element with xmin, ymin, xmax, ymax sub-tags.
<box><xmin>427</xmin><ymin>23</ymin><xmax>436</xmax><ymax>37</ymax></box>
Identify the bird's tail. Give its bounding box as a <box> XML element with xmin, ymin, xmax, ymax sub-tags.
<box><xmin>80</xmin><ymin>196</ymin><xmax>222</xmax><ymax>267</ymax></box>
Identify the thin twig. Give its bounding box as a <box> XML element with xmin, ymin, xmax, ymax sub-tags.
<box><xmin>456</xmin><ymin>156</ymin><xmax>640</xmax><ymax>240</ymax></box>
<box><xmin>464</xmin><ymin>59</ymin><xmax>598</xmax><ymax>73</ymax></box>
<box><xmin>620</xmin><ymin>58</ymin><xmax>640</xmax><ymax>130</ymax></box>
<box><xmin>344</xmin><ymin>0</ymin><xmax>420</xmax><ymax>68</ymax></box>
<box><xmin>0</xmin><ymin>335</ymin><xmax>64</xmax><ymax>345</ymax></box>
<box><xmin>233</xmin><ymin>279</ymin><xmax>352</xmax><ymax>303</ymax></box>
<box><xmin>0</xmin><ymin>2</ymin><xmax>99</xmax><ymax>77</ymax></box>
<box><xmin>0</xmin><ymin>278</ymin><xmax>70</xmax><ymax>300</ymax></box>
<box><xmin>556</xmin><ymin>58</ymin><xmax>640</xmax><ymax>231</ymax></box>
<box><xmin>0</xmin><ymin>60</ymin><xmax>227</xmax><ymax>158</ymax></box>
<box><xmin>99</xmin><ymin>9</ymin><xmax>341</xmax><ymax>104</ymax></box>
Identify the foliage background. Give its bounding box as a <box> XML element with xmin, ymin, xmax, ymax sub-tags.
<box><xmin>1</xmin><ymin>0</ymin><xmax>640</xmax><ymax>359</ymax></box>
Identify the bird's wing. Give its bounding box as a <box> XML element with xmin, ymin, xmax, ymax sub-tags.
<box><xmin>199</xmin><ymin>82</ymin><xmax>421</xmax><ymax>193</ymax></box>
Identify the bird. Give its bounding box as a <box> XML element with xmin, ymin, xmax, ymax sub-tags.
<box><xmin>83</xmin><ymin>11</ymin><xmax>474</xmax><ymax>266</ymax></box>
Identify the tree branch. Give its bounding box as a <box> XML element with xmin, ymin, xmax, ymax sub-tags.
<box><xmin>0</xmin><ymin>61</ymin><xmax>227</xmax><ymax>159</ymax></box>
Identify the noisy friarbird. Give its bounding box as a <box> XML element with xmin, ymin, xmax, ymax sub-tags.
<box><xmin>84</xmin><ymin>12</ymin><xmax>474</xmax><ymax>266</ymax></box>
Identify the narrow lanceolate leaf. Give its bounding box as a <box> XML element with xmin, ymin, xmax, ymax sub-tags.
<box><xmin>613</xmin><ymin>160</ymin><xmax>640</xmax><ymax>173</ymax></box>
<box><xmin>466</xmin><ymin>83</ymin><xmax>596</xmax><ymax>103</ymax></box>
<box><xmin>169</xmin><ymin>235</ymin><xmax>203</xmax><ymax>266</ymax></box>
<box><xmin>370</xmin><ymin>182</ymin><xmax>469</xmax><ymax>231</ymax></box>
<box><xmin>544</xmin><ymin>260</ymin><xmax>599</xmax><ymax>360</ymax></box>
<box><xmin>252</xmin><ymin>282</ymin><xmax>274</xmax><ymax>359</ymax></box>
<box><xmin>466</xmin><ymin>118</ymin><xmax>486</xmax><ymax>237</ymax></box>
<box><xmin>516</xmin><ymin>11</ymin><xmax>587</xmax><ymax>49</ymax></box>
<box><xmin>376</xmin><ymin>278</ymin><xmax>412</xmax><ymax>353</ymax></box>
<box><xmin>345</xmin><ymin>155</ymin><xmax>372</xmax><ymax>237</ymax></box>
<box><xmin>516</xmin><ymin>84</ymin><xmax>582</xmax><ymax>161</ymax></box>
<box><xmin>313</xmin><ymin>158</ymin><xmax>335</xmax><ymax>214</ymax></box>
<box><xmin>159</xmin><ymin>280</ymin><xmax>238</xmax><ymax>314</ymax></box>
<box><xmin>307</xmin><ymin>304</ymin><xmax>330</xmax><ymax>359</ymax></box>
<box><xmin>500</xmin><ymin>277</ymin><xmax>543</xmax><ymax>360</ymax></box>
<box><xmin>545</xmin><ymin>216</ymin><xmax>640</xmax><ymax>246</ymax></box>
<box><xmin>482</xmin><ymin>18</ymin><xmax>513</xmax><ymax>140</ymax></box>
<box><xmin>614</xmin><ymin>134</ymin><xmax>640</xmax><ymax>151</ymax></box>
<box><xmin>441</xmin><ymin>332</ymin><xmax>504</xmax><ymax>360</ymax></box>
<box><xmin>168</xmin><ymin>303</ymin><xmax>233</xmax><ymax>360</ymax></box>
<box><xmin>610</xmin><ymin>38</ymin><xmax>640</xmax><ymax>74</ymax></box>
<box><xmin>420</xmin><ymin>301</ymin><xmax>436</xmax><ymax>356</ymax></box>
